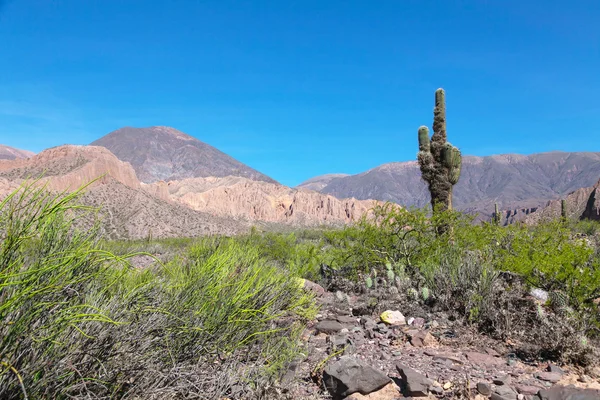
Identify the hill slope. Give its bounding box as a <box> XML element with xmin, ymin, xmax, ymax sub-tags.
<box><xmin>0</xmin><ymin>144</ymin><xmax>34</xmax><ymax>160</ymax></box>
<box><xmin>301</xmin><ymin>152</ymin><xmax>600</xmax><ymax>217</ymax></box>
<box><xmin>91</xmin><ymin>126</ymin><xmax>276</xmax><ymax>184</ymax></box>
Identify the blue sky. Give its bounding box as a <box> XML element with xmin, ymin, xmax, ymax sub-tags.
<box><xmin>1</xmin><ymin>0</ymin><xmax>599</xmax><ymax>186</ymax></box>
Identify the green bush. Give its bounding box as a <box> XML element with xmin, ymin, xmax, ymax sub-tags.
<box><xmin>0</xmin><ymin>183</ymin><xmax>316</xmax><ymax>399</ymax></box>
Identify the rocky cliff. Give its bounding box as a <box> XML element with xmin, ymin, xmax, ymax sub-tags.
<box><xmin>146</xmin><ymin>176</ymin><xmax>381</xmax><ymax>226</ymax></box>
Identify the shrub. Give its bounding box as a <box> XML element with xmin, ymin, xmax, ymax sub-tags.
<box><xmin>0</xmin><ymin>183</ymin><xmax>316</xmax><ymax>399</ymax></box>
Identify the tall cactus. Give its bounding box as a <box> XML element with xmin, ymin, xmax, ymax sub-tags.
<box><xmin>561</xmin><ymin>199</ymin><xmax>567</xmax><ymax>221</ymax></box>
<box><xmin>417</xmin><ymin>88</ymin><xmax>462</xmax><ymax>211</ymax></box>
<box><xmin>493</xmin><ymin>203</ymin><xmax>501</xmax><ymax>225</ymax></box>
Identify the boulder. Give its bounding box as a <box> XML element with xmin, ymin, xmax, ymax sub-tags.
<box><xmin>536</xmin><ymin>386</ymin><xmax>600</xmax><ymax>400</ymax></box>
<box><xmin>396</xmin><ymin>364</ymin><xmax>432</xmax><ymax>397</ymax></box>
<box><xmin>323</xmin><ymin>356</ymin><xmax>391</xmax><ymax>399</ymax></box>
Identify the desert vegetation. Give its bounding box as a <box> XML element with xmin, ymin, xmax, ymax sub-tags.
<box><xmin>1</xmin><ymin>180</ymin><xmax>599</xmax><ymax>398</ymax></box>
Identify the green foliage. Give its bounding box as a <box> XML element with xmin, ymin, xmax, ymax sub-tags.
<box><xmin>0</xmin><ymin>183</ymin><xmax>317</xmax><ymax>399</ymax></box>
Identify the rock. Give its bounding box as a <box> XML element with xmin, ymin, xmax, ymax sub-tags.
<box><xmin>443</xmin><ymin>382</ymin><xmax>453</xmax><ymax>390</ymax></box>
<box><xmin>535</xmin><ymin>372</ymin><xmax>562</xmax><ymax>383</ymax></box>
<box><xmin>409</xmin><ymin>330</ymin><xmax>437</xmax><ymax>348</ymax></box>
<box><xmin>536</xmin><ymin>386</ymin><xmax>600</xmax><ymax>400</ymax></box>
<box><xmin>396</xmin><ymin>364</ymin><xmax>431</xmax><ymax>397</ymax></box>
<box><xmin>494</xmin><ymin>375</ymin><xmax>512</xmax><ymax>386</ymax></box>
<box><xmin>316</xmin><ymin>320</ymin><xmax>344</xmax><ymax>335</ymax></box>
<box><xmin>328</xmin><ymin>334</ymin><xmax>349</xmax><ymax>348</ymax></box>
<box><xmin>323</xmin><ymin>356</ymin><xmax>391</xmax><ymax>399</ymax></box>
<box><xmin>360</xmin><ymin>317</ymin><xmax>377</xmax><ymax>330</ymax></box>
<box><xmin>343</xmin><ymin>383</ymin><xmax>401</xmax><ymax>400</ymax></box>
<box><xmin>530</xmin><ymin>288</ymin><xmax>549</xmax><ymax>302</ymax></box>
<box><xmin>430</xmin><ymin>386</ymin><xmax>444</xmax><ymax>396</ymax></box>
<box><xmin>301</xmin><ymin>279</ymin><xmax>326</xmax><ymax>297</ymax></box>
<box><xmin>485</xmin><ymin>348</ymin><xmax>501</xmax><ymax>357</ymax></box>
<box><xmin>491</xmin><ymin>385</ymin><xmax>518</xmax><ymax>400</ymax></box>
<box><xmin>515</xmin><ymin>384</ymin><xmax>543</xmax><ymax>396</ymax></box>
<box><xmin>337</xmin><ymin>315</ymin><xmax>358</xmax><ymax>324</ymax></box>
<box><xmin>546</xmin><ymin>364</ymin><xmax>564</xmax><ymax>375</ymax></box>
<box><xmin>465</xmin><ymin>351</ymin><xmax>505</xmax><ymax>367</ymax></box>
<box><xmin>412</xmin><ymin>317</ymin><xmax>426</xmax><ymax>328</ymax></box>
<box><xmin>477</xmin><ymin>382</ymin><xmax>493</xmax><ymax>396</ymax></box>
<box><xmin>424</xmin><ymin>351</ymin><xmax>464</xmax><ymax>364</ymax></box>
<box><xmin>380</xmin><ymin>310</ymin><xmax>406</xmax><ymax>326</ymax></box>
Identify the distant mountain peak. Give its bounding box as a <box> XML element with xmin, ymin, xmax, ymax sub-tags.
<box><xmin>91</xmin><ymin>126</ymin><xmax>277</xmax><ymax>184</ymax></box>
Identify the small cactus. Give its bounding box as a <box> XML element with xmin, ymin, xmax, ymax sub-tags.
<box><xmin>365</xmin><ymin>276</ymin><xmax>373</xmax><ymax>289</ymax></box>
<box><xmin>386</xmin><ymin>262</ymin><xmax>395</xmax><ymax>282</ymax></box>
<box><xmin>408</xmin><ymin>287</ymin><xmax>419</xmax><ymax>300</ymax></box>
<box><xmin>421</xmin><ymin>287</ymin><xmax>430</xmax><ymax>301</ymax></box>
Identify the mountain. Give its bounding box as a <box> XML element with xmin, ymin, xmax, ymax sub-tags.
<box><xmin>91</xmin><ymin>126</ymin><xmax>276</xmax><ymax>184</ymax></box>
<box><xmin>296</xmin><ymin>173</ymin><xmax>350</xmax><ymax>191</ymax></box>
<box><xmin>0</xmin><ymin>144</ymin><xmax>34</xmax><ymax>160</ymax></box>
<box><xmin>0</xmin><ymin>144</ymin><xmax>379</xmax><ymax>239</ymax></box>
<box><xmin>522</xmin><ymin>178</ymin><xmax>600</xmax><ymax>224</ymax></box>
<box><xmin>300</xmin><ymin>152</ymin><xmax>600</xmax><ymax>218</ymax></box>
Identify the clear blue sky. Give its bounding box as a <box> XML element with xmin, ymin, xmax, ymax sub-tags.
<box><xmin>1</xmin><ymin>0</ymin><xmax>599</xmax><ymax>186</ymax></box>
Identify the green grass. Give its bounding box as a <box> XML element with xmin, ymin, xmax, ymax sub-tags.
<box><xmin>0</xmin><ymin>182</ymin><xmax>317</xmax><ymax>399</ymax></box>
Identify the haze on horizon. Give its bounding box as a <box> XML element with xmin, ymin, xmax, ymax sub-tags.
<box><xmin>1</xmin><ymin>0</ymin><xmax>599</xmax><ymax>187</ymax></box>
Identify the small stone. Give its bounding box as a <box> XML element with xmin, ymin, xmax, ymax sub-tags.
<box><xmin>380</xmin><ymin>310</ymin><xmax>406</xmax><ymax>326</ymax></box>
<box><xmin>340</xmin><ymin>328</ymin><xmax>350</xmax><ymax>334</ymax></box>
<box><xmin>578</xmin><ymin>375</ymin><xmax>591</xmax><ymax>383</ymax></box>
<box><xmin>316</xmin><ymin>320</ymin><xmax>344</xmax><ymax>335</ymax></box>
<box><xmin>409</xmin><ymin>330</ymin><xmax>437</xmax><ymax>348</ymax></box>
<box><xmin>443</xmin><ymin>381</ymin><xmax>453</xmax><ymax>390</ymax></box>
<box><xmin>535</xmin><ymin>371</ymin><xmax>562</xmax><ymax>383</ymax></box>
<box><xmin>546</xmin><ymin>364</ymin><xmax>564</xmax><ymax>375</ymax></box>
<box><xmin>407</xmin><ymin>317</ymin><xmax>415</xmax><ymax>325</ymax></box>
<box><xmin>301</xmin><ymin>279</ymin><xmax>326</xmax><ymax>297</ymax></box>
<box><xmin>485</xmin><ymin>348</ymin><xmax>501</xmax><ymax>357</ymax></box>
<box><xmin>412</xmin><ymin>317</ymin><xmax>426</xmax><ymax>328</ymax></box>
<box><xmin>514</xmin><ymin>384</ymin><xmax>543</xmax><ymax>396</ymax></box>
<box><xmin>477</xmin><ymin>382</ymin><xmax>492</xmax><ymax>396</ymax></box>
<box><xmin>493</xmin><ymin>375</ymin><xmax>512</xmax><ymax>386</ymax></box>
<box><xmin>517</xmin><ymin>395</ymin><xmax>525</xmax><ymax>400</ymax></box>
<box><xmin>431</xmin><ymin>320</ymin><xmax>440</xmax><ymax>328</ymax></box>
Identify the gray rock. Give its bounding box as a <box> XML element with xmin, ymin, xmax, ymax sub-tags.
<box><xmin>323</xmin><ymin>356</ymin><xmax>391</xmax><ymax>398</ymax></box>
<box><xmin>316</xmin><ymin>320</ymin><xmax>344</xmax><ymax>334</ymax></box>
<box><xmin>546</xmin><ymin>364</ymin><xmax>564</xmax><ymax>375</ymax></box>
<box><xmin>337</xmin><ymin>315</ymin><xmax>358</xmax><ymax>325</ymax></box>
<box><xmin>494</xmin><ymin>375</ymin><xmax>512</xmax><ymax>386</ymax></box>
<box><xmin>492</xmin><ymin>385</ymin><xmax>518</xmax><ymax>400</ymax></box>
<box><xmin>477</xmin><ymin>382</ymin><xmax>492</xmax><ymax>396</ymax></box>
<box><xmin>535</xmin><ymin>372</ymin><xmax>562</xmax><ymax>383</ymax></box>
<box><xmin>536</xmin><ymin>386</ymin><xmax>600</xmax><ymax>400</ymax></box>
<box><xmin>396</xmin><ymin>364</ymin><xmax>431</xmax><ymax>397</ymax></box>
<box><xmin>302</xmin><ymin>279</ymin><xmax>326</xmax><ymax>297</ymax></box>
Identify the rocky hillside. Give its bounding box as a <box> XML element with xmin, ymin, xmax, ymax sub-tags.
<box><xmin>302</xmin><ymin>152</ymin><xmax>600</xmax><ymax>218</ymax></box>
<box><xmin>91</xmin><ymin>126</ymin><xmax>277</xmax><ymax>184</ymax></box>
<box><xmin>0</xmin><ymin>144</ymin><xmax>34</xmax><ymax>160</ymax></box>
<box><xmin>0</xmin><ymin>145</ymin><xmax>380</xmax><ymax>239</ymax></box>
<box><xmin>519</xmin><ymin>179</ymin><xmax>600</xmax><ymax>224</ymax></box>
<box><xmin>297</xmin><ymin>173</ymin><xmax>350</xmax><ymax>191</ymax></box>
<box><xmin>145</xmin><ymin>176</ymin><xmax>379</xmax><ymax>226</ymax></box>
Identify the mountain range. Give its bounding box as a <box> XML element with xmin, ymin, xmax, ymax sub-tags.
<box><xmin>299</xmin><ymin>152</ymin><xmax>600</xmax><ymax>219</ymax></box>
<box><xmin>1</xmin><ymin>126</ymin><xmax>599</xmax><ymax>238</ymax></box>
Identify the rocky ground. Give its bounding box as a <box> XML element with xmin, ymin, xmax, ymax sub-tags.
<box><xmin>274</xmin><ymin>282</ymin><xmax>600</xmax><ymax>400</ymax></box>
